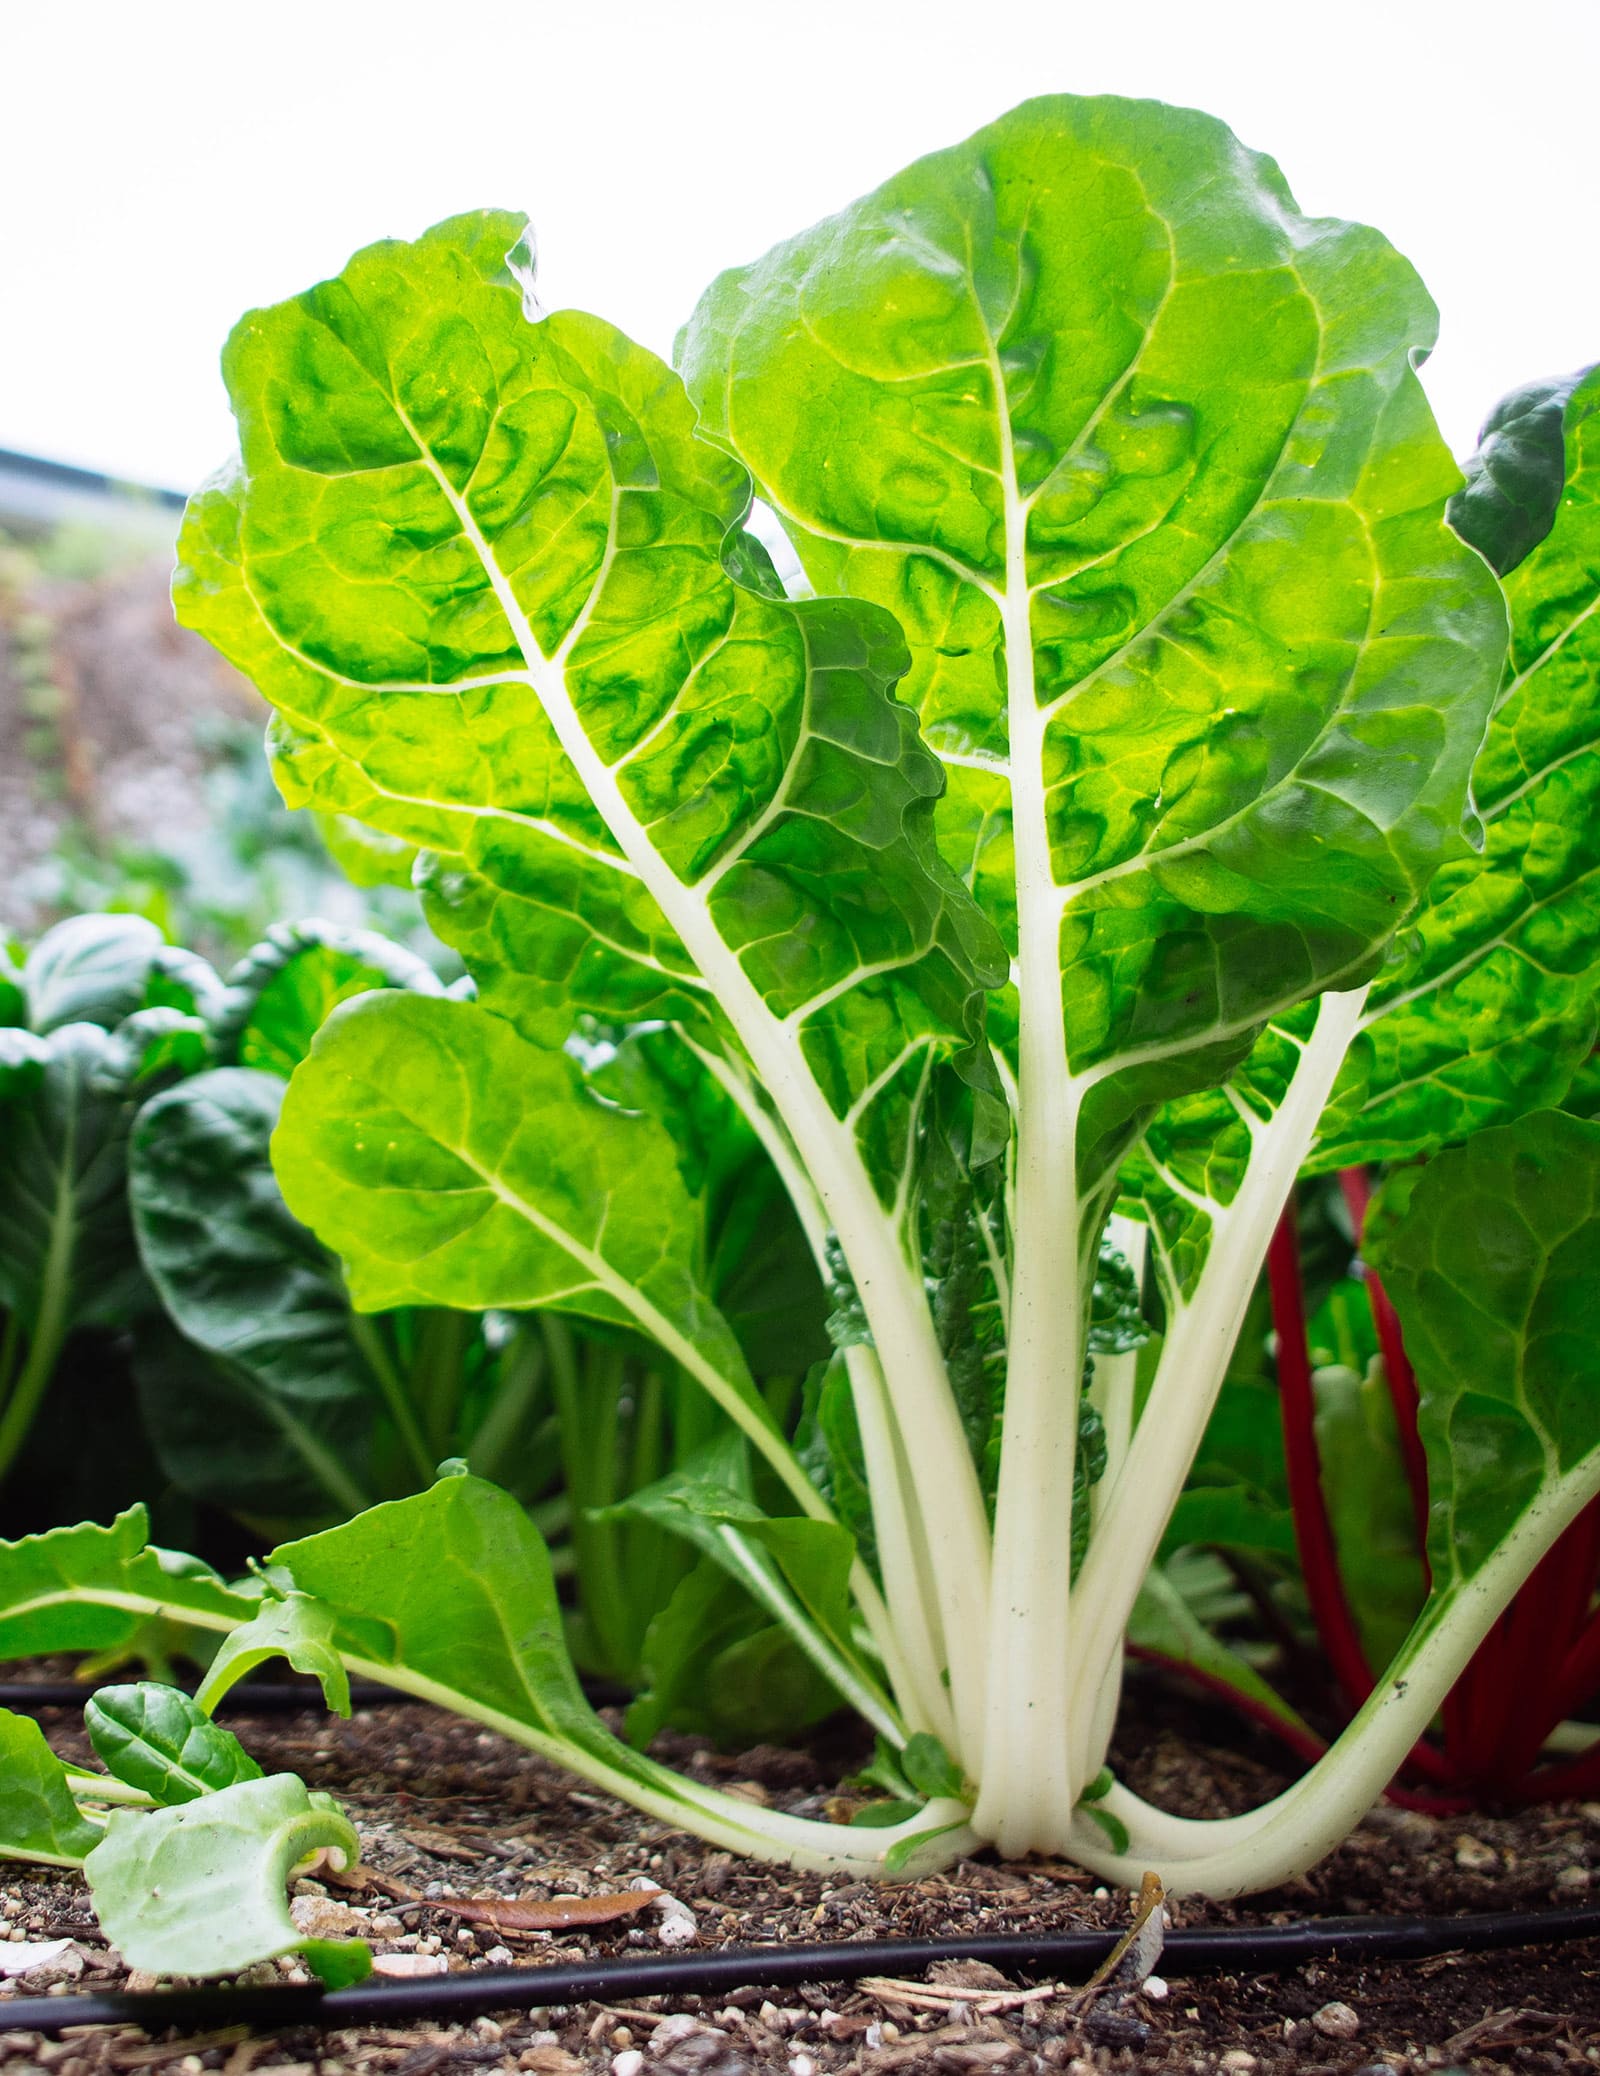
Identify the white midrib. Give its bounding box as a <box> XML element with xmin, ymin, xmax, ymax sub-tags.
<box><xmin>973</xmin><ymin>396</ymin><xmax>1088</xmax><ymax>1852</ymax></box>
<box><xmin>675</xmin><ymin>1031</ymin><xmax>949</xmax><ymax>1736</ymax></box>
<box><xmin>400</xmin><ymin>420</ymin><xmax>993</xmax><ymax>1765</ymax></box>
<box><xmin>1063</xmin><ymin>984</ymin><xmax>1370</xmax><ymax>1791</ymax></box>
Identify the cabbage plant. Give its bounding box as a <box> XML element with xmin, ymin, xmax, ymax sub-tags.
<box><xmin>17</xmin><ymin>94</ymin><xmax>1600</xmax><ymax>1898</ymax></box>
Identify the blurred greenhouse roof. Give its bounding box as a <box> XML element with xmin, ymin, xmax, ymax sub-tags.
<box><xmin>0</xmin><ymin>448</ymin><xmax>185</xmax><ymax>548</ymax></box>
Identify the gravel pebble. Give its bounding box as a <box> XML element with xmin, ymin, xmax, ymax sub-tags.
<box><xmin>1313</xmin><ymin>1999</ymin><xmax>1362</xmax><ymax>2039</ymax></box>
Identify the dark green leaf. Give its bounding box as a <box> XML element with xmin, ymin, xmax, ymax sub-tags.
<box><xmin>1448</xmin><ymin>368</ymin><xmax>1587</xmax><ymax>575</ymax></box>
<box><xmin>1365</xmin><ymin>1110</ymin><xmax>1600</xmax><ymax>1586</ymax></box>
<box><xmin>85</xmin><ymin>1683</ymin><xmax>262</xmax><ymax>1805</ymax></box>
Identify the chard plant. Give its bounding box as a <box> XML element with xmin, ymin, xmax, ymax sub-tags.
<box><xmin>8</xmin><ymin>94</ymin><xmax>1599</xmax><ymax>1903</ymax></box>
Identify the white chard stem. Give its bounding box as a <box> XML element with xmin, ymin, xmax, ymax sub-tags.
<box><xmin>1067</xmin><ymin>1442</ymin><xmax>1600</xmax><ymax>1894</ymax></box>
<box><xmin>974</xmin><ymin>440</ymin><xmax>1088</xmax><ymax>1853</ymax></box>
<box><xmin>1064</xmin><ymin>986</ymin><xmax>1370</xmax><ymax>1787</ymax></box>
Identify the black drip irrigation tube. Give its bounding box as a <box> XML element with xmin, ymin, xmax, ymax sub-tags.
<box><xmin>3</xmin><ymin>1908</ymin><xmax>1600</xmax><ymax>2039</ymax></box>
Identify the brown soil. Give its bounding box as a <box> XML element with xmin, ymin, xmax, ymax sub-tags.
<box><xmin>1</xmin><ymin>1674</ymin><xmax>1597</xmax><ymax>2075</ymax></box>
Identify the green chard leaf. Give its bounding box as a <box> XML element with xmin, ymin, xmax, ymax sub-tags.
<box><xmin>195</xmin><ymin>1591</ymin><xmax>352</xmax><ymax>1718</ymax></box>
<box><xmin>85</xmin><ymin>1684</ymin><xmax>263</xmax><ymax>1805</ymax></box>
<box><xmin>273</xmin><ymin>991</ymin><xmax>803</xmax><ymax>1487</ymax></box>
<box><xmin>210</xmin><ymin>918</ymin><xmax>445</xmax><ymax>1078</ymax></box>
<box><xmin>85</xmin><ymin>1773</ymin><xmax>369</xmax><ymax>1985</ymax></box>
<box><xmin>129</xmin><ymin>1067</ymin><xmax>385</xmax><ymax>1513</ymax></box>
<box><xmin>680</xmin><ymin>93</ymin><xmax>1504</xmax><ymax>1181</ymax></box>
<box><xmin>624</xmin><ymin>1558</ymin><xmax>842</xmax><ymax>1749</ymax></box>
<box><xmin>598</xmin><ymin>1432</ymin><xmax>897</xmax><ymax>1740</ymax></box>
<box><xmin>1315</xmin><ymin>362</ymin><xmax>1600</xmax><ymax>1167</ymax></box>
<box><xmin>17</xmin><ymin>915</ymin><xmax>218</xmax><ymax>1036</ymax></box>
<box><xmin>1364</xmin><ymin>1109</ymin><xmax>1600</xmax><ymax>1590</ymax></box>
<box><xmin>173</xmin><ymin>209</ymin><xmax>1004</xmax><ymax>1219</ymax></box>
<box><xmin>0</xmin><ymin>1012</ymin><xmax>187</xmax><ymax>1485</ymax></box>
<box><xmin>269</xmin><ymin>1471</ymin><xmax>617</xmax><ymax>1763</ymax></box>
<box><xmin>1447</xmin><ymin>368</ymin><xmax>1587</xmax><ymax>576</ymax></box>
<box><xmin>1312</xmin><ymin>1361</ymin><xmax>1427</xmax><ymax>1671</ymax></box>
<box><xmin>0</xmin><ymin>1024</ymin><xmax>149</xmax><ymax>1341</ymax></box>
<box><xmin>1127</xmin><ymin>1563</ymin><xmax>1314</xmax><ymax>1753</ymax></box>
<box><xmin>0</xmin><ymin>1508</ymin><xmax>253</xmax><ymax>1664</ymax></box>
<box><xmin>0</xmin><ymin>1711</ymin><xmax>104</xmax><ymax>1866</ymax></box>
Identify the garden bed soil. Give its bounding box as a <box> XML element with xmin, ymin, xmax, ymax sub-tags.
<box><xmin>1</xmin><ymin>1673</ymin><xmax>1597</xmax><ymax>2075</ymax></box>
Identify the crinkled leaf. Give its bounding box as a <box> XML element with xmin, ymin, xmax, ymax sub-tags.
<box><xmin>1365</xmin><ymin>1109</ymin><xmax>1600</xmax><ymax>1588</ymax></box>
<box><xmin>85</xmin><ymin>1683</ymin><xmax>262</xmax><ymax>1805</ymax></box>
<box><xmin>85</xmin><ymin>1772</ymin><xmax>369</xmax><ymax>1983</ymax></box>
<box><xmin>1317</xmin><ymin>363</ymin><xmax>1600</xmax><ymax>1167</ymax></box>
<box><xmin>0</xmin><ymin>1710</ymin><xmax>103</xmax><ymax>1866</ymax></box>
<box><xmin>681</xmin><ymin>93</ymin><xmax>1504</xmax><ymax>1183</ymax></box>
<box><xmin>20</xmin><ymin>915</ymin><xmax>166</xmax><ymax>1034</ymax></box>
<box><xmin>173</xmin><ymin>210</ymin><xmax>1003</xmax><ymax>1211</ymax></box>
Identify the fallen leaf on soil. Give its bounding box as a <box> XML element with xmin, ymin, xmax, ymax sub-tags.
<box><xmin>320</xmin><ymin>1862</ymin><xmax>661</xmax><ymax>1932</ymax></box>
<box><xmin>443</xmin><ymin>1888</ymin><xmax>661</xmax><ymax>1931</ymax></box>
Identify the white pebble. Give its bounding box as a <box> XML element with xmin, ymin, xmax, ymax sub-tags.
<box><xmin>1141</xmin><ymin>1974</ymin><xmax>1169</xmax><ymax>2000</ymax></box>
<box><xmin>650</xmin><ymin>2015</ymin><xmax>704</xmax><ymax>2051</ymax></box>
<box><xmin>788</xmin><ymin>2055</ymin><xmax>818</xmax><ymax>2076</ymax></box>
<box><xmin>611</xmin><ymin>2052</ymin><xmax>645</xmax><ymax>2076</ymax></box>
<box><xmin>654</xmin><ymin>1898</ymin><xmax>698</xmax><ymax>1948</ymax></box>
<box><xmin>370</xmin><ymin>1952</ymin><xmax>450</xmax><ymax>1978</ymax></box>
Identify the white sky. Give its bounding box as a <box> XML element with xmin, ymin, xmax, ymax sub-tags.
<box><xmin>3</xmin><ymin>0</ymin><xmax>1596</xmax><ymax>492</ymax></box>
